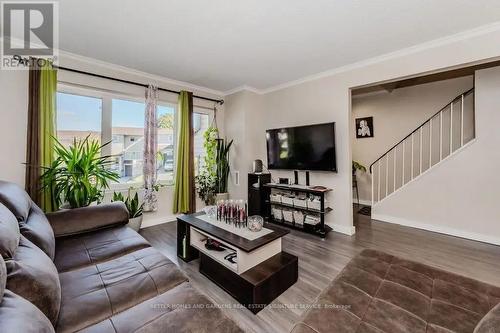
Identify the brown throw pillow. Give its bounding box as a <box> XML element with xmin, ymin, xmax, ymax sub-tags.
<box><xmin>5</xmin><ymin>235</ymin><xmax>61</xmax><ymax>325</ymax></box>
<box><xmin>0</xmin><ymin>181</ymin><xmax>32</xmax><ymax>222</ymax></box>
<box><xmin>19</xmin><ymin>205</ymin><xmax>55</xmax><ymax>260</ymax></box>
<box><xmin>0</xmin><ymin>203</ymin><xmax>20</xmax><ymax>259</ymax></box>
<box><xmin>0</xmin><ymin>290</ymin><xmax>55</xmax><ymax>333</ymax></box>
<box><xmin>0</xmin><ymin>255</ymin><xmax>5</xmax><ymax>298</ymax></box>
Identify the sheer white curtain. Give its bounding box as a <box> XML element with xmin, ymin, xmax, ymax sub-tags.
<box><xmin>143</xmin><ymin>85</ymin><xmax>159</xmax><ymax>211</ymax></box>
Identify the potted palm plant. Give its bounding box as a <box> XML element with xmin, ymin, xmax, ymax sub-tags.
<box><xmin>40</xmin><ymin>135</ymin><xmax>119</xmax><ymax>209</ymax></box>
<box><xmin>112</xmin><ymin>190</ymin><xmax>144</xmax><ymax>231</ymax></box>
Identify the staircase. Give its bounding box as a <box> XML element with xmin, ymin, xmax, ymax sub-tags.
<box><xmin>370</xmin><ymin>88</ymin><xmax>475</xmax><ymax>206</ymax></box>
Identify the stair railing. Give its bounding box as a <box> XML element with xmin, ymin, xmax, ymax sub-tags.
<box><xmin>369</xmin><ymin>88</ymin><xmax>474</xmax><ymax>206</ymax></box>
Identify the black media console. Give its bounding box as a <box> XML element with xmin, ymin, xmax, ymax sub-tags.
<box><xmin>247</xmin><ymin>173</ymin><xmax>333</xmax><ymax>238</ymax></box>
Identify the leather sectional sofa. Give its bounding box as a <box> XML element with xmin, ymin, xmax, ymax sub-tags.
<box><xmin>291</xmin><ymin>249</ymin><xmax>500</xmax><ymax>333</ymax></box>
<box><xmin>0</xmin><ymin>181</ymin><xmax>242</xmax><ymax>333</ymax></box>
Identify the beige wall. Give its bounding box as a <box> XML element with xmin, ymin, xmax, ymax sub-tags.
<box><xmin>372</xmin><ymin>66</ymin><xmax>500</xmax><ymax>245</ymax></box>
<box><xmin>351</xmin><ymin>76</ymin><xmax>474</xmax><ymax>203</ymax></box>
<box><xmin>224</xmin><ymin>90</ymin><xmax>264</xmax><ymax>200</ymax></box>
<box><xmin>224</xmin><ymin>27</ymin><xmax>500</xmax><ymax>236</ymax></box>
<box><xmin>0</xmin><ymin>52</ymin><xmax>224</xmax><ymax>227</ymax></box>
<box><xmin>0</xmin><ymin>71</ymin><xmax>28</xmax><ymax>186</ymax></box>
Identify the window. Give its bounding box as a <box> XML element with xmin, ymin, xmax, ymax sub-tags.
<box><xmin>110</xmin><ymin>98</ymin><xmax>175</xmax><ymax>184</ymax></box>
<box><xmin>193</xmin><ymin>112</ymin><xmax>210</xmax><ymax>175</ymax></box>
<box><xmin>157</xmin><ymin>105</ymin><xmax>175</xmax><ymax>182</ymax></box>
<box><xmin>56</xmin><ymin>86</ymin><xmax>214</xmax><ymax>188</ymax></box>
<box><xmin>56</xmin><ymin>92</ymin><xmax>102</xmax><ymax>147</ymax></box>
<box><xmin>111</xmin><ymin>98</ymin><xmax>145</xmax><ymax>184</ymax></box>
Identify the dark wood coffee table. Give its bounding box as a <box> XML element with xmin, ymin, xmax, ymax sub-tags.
<box><xmin>177</xmin><ymin>212</ymin><xmax>298</xmax><ymax>313</ymax></box>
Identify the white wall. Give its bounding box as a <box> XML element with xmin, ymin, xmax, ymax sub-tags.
<box><xmin>224</xmin><ymin>27</ymin><xmax>500</xmax><ymax>236</ymax></box>
<box><xmin>372</xmin><ymin>66</ymin><xmax>500</xmax><ymax>245</ymax></box>
<box><xmin>352</xmin><ymin>76</ymin><xmax>474</xmax><ymax>203</ymax></box>
<box><xmin>0</xmin><ymin>51</ymin><xmax>224</xmax><ymax>227</ymax></box>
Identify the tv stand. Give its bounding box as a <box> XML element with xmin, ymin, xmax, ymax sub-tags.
<box><xmin>262</xmin><ymin>183</ymin><xmax>332</xmax><ymax>238</ymax></box>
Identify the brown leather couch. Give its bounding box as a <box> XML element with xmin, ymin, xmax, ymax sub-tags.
<box><xmin>291</xmin><ymin>249</ymin><xmax>500</xmax><ymax>333</ymax></box>
<box><xmin>0</xmin><ymin>181</ymin><xmax>242</xmax><ymax>333</ymax></box>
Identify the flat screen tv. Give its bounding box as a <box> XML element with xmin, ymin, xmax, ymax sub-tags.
<box><xmin>266</xmin><ymin>122</ymin><xmax>337</xmax><ymax>172</ymax></box>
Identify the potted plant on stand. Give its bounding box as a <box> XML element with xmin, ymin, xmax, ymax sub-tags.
<box><xmin>195</xmin><ymin>126</ymin><xmax>233</xmax><ymax>204</ymax></box>
<box><xmin>352</xmin><ymin>160</ymin><xmax>367</xmax><ymax>207</ymax></box>
<box><xmin>40</xmin><ymin>135</ymin><xmax>119</xmax><ymax>209</ymax></box>
<box><xmin>196</xmin><ymin>127</ymin><xmax>218</xmax><ymax>205</ymax></box>
<box><xmin>112</xmin><ymin>189</ymin><xmax>144</xmax><ymax>231</ymax></box>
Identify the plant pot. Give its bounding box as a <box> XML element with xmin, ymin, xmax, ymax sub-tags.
<box><xmin>127</xmin><ymin>215</ymin><xmax>143</xmax><ymax>232</ymax></box>
<box><xmin>215</xmin><ymin>192</ymin><xmax>229</xmax><ymax>201</ymax></box>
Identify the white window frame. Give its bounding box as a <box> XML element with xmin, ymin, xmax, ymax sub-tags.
<box><xmin>56</xmin><ymin>83</ymin><xmax>178</xmax><ymax>191</ymax></box>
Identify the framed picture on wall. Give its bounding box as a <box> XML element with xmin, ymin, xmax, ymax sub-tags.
<box><xmin>355</xmin><ymin>117</ymin><xmax>374</xmax><ymax>138</ymax></box>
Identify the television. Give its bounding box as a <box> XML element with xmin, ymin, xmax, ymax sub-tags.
<box><xmin>266</xmin><ymin>122</ymin><xmax>337</xmax><ymax>172</ymax></box>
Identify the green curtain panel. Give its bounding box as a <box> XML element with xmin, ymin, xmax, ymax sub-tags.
<box><xmin>173</xmin><ymin>91</ymin><xmax>195</xmax><ymax>214</ymax></box>
<box><xmin>39</xmin><ymin>62</ymin><xmax>57</xmax><ymax>212</ymax></box>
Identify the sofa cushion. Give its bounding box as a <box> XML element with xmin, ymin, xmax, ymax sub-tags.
<box><xmin>294</xmin><ymin>249</ymin><xmax>500</xmax><ymax>333</ymax></box>
<box><xmin>56</xmin><ymin>247</ymin><xmax>188</xmax><ymax>332</ymax></box>
<box><xmin>5</xmin><ymin>236</ymin><xmax>61</xmax><ymax>325</ymax></box>
<box><xmin>54</xmin><ymin>225</ymin><xmax>151</xmax><ymax>272</ymax></box>
<box><xmin>474</xmin><ymin>302</ymin><xmax>500</xmax><ymax>333</ymax></box>
<box><xmin>0</xmin><ymin>204</ymin><xmax>20</xmax><ymax>259</ymax></box>
<box><xmin>20</xmin><ymin>204</ymin><xmax>55</xmax><ymax>260</ymax></box>
<box><xmin>77</xmin><ymin>282</ymin><xmax>243</xmax><ymax>333</ymax></box>
<box><xmin>0</xmin><ymin>290</ymin><xmax>55</xmax><ymax>333</ymax></box>
<box><xmin>0</xmin><ymin>180</ymin><xmax>32</xmax><ymax>222</ymax></box>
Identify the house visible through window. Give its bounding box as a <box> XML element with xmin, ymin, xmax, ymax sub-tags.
<box><xmin>56</xmin><ymin>86</ymin><xmax>212</xmax><ymax>188</ymax></box>
<box><xmin>111</xmin><ymin>99</ymin><xmax>175</xmax><ymax>184</ymax></box>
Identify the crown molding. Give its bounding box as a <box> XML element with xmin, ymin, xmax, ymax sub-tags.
<box><xmin>0</xmin><ymin>37</ymin><xmax>224</xmax><ymax>98</ymax></box>
<box><xmin>225</xmin><ymin>21</ymin><xmax>500</xmax><ymax>96</ymax></box>
<box><xmin>6</xmin><ymin>21</ymin><xmax>500</xmax><ymax>98</ymax></box>
<box><xmin>223</xmin><ymin>85</ymin><xmax>263</xmax><ymax>96</ymax></box>
<box><xmin>58</xmin><ymin>50</ymin><xmax>225</xmax><ymax>97</ymax></box>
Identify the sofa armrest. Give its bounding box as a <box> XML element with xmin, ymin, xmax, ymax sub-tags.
<box><xmin>46</xmin><ymin>202</ymin><xmax>129</xmax><ymax>237</ymax></box>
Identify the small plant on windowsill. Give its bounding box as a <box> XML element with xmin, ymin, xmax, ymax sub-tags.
<box><xmin>112</xmin><ymin>189</ymin><xmax>144</xmax><ymax>231</ymax></box>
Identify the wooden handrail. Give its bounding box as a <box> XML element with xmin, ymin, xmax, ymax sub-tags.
<box><xmin>369</xmin><ymin>88</ymin><xmax>474</xmax><ymax>173</ymax></box>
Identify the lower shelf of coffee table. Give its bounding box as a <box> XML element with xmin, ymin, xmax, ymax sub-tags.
<box><xmin>199</xmin><ymin>251</ymin><xmax>298</xmax><ymax>314</ymax></box>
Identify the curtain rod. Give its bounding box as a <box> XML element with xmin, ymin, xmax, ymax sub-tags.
<box><xmin>55</xmin><ymin>65</ymin><xmax>224</xmax><ymax>105</ymax></box>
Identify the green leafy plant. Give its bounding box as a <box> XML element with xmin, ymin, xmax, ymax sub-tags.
<box><xmin>203</xmin><ymin>127</ymin><xmax>219</xmax><ymax>177</ymax></box>
<box><xmin>195</xmin><ymin>126</ymin><xmax>218</xmax><ymax>204</ymax></box>
<box><xmin>352</xmin><ymin>160</ymin><xmax>367</xmax><ymax>174</ymax></box>
<box><xmin>112</xmin><ymin>190</ymin><xmax>143</xmax><ymax>218</ymax></box>
<box><xmin>215</xmin><ymin>138</ymin><xmax>233</xmax><ymax>194</ymax></box>
<box><xmin>196</xmin><ymin>171</ymin><xmax>217</xmax><ymax>205</ymax></box>
<box><xmin>40</xmin><ymin>135</ymin><xmax>119</xmax><ymax>209</ymax></box>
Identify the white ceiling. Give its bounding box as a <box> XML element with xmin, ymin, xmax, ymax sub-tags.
<box><xmin>59</xmin><ymin>0</ymin><xmax>500</xmax><ymax>93</ymax></box>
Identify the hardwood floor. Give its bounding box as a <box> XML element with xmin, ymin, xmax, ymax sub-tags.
<box><xmin>140</xmin><ymin>205</ymin><xmax>500</xmax><ymax>333</ymax></box>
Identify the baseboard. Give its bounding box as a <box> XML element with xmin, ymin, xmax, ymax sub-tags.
<box><xmin>329</xmin><ymin>223</ymin><xmax>356</xmax><ymax>236</ymax></box>
<box><xmin>141</xmin><ymin>214</ymin><xmax>178</xmax><ymax>229</ymax></box>
<box><xmin>372</xmin><ymin>213</ymin><xmax>500</xmax><ymax>246</ymax></box>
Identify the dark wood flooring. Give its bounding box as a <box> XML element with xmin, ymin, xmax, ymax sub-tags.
<box><xmin>140</xmin><ymin>205</ymin><xmax>500</xmax><ymax>333</ymax></box>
